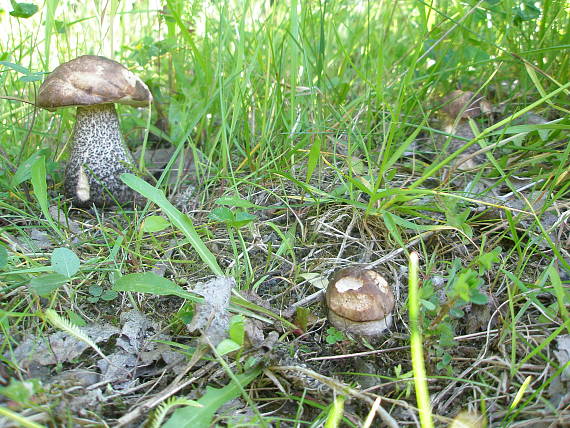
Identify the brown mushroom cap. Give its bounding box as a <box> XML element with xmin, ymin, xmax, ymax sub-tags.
<box><xmin>326</xmin><ymin>267</ymin><xmax>394</xmax><ymax>324</ymax></box>
<box><xmin>441</xmin><ymin>90</ymin><xmax>492</xmax><ymax>120</ymax></box>
<box><xmin>37</xmin><ymin>55</ymin><xmax>152</xmax><ymax>111</ymax></box>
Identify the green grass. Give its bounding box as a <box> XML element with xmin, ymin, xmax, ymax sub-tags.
<box><xmin>1</xmin><ymin>0</ymin><xmax>569</xmax><ymax>426</ymax></box>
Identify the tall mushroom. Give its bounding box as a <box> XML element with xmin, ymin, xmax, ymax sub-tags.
<box><xmin>37</xmin><ymin>55</ymin><xmax>152</xmax><ymax>207</ymax></box>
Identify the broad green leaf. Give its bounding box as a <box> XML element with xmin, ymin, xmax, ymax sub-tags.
<box><xmin>443</xmin><ymin>201</ymin><xmax>473</xmax><ymax>238</ymax></box>
<box><xmin>451</xmin><ymin>270</ymin><xmax>482</xmax><ymax>302</ymax></box>
<box><xmin>100</xmin><ymin>290</ymin><xmax>118</xmax><ymax>301</ymax></box>
<box><xmin>216</xmin><ymin>339</ymin><xmax>241</xmax><ymax>356</ymax></box>
<box><xmin>54</xmin><ymin>19</ymin><xmax>66</xmax><ymax>34</ymax></box>
<box><xmin>209</xmin><ymin>207</ymin><xmax>257</xmax><ymax>229</ymax></box>
<box><xmin>141</xmin><ymin>215</ymin><xmax>170</xmax><ymax>233</ymax></box>
<box><xmin>121</xmin><ymin>173</ymin><xmax>222</xmax><ymax>276</ymax></box>
<box><xmin>471</xmin><ymin>291</ymin><xmax>489</xmax><ymax>305</ymax></box>
<box><xmin>514</xmin><ymin>0</ymin><xmax>540</xmax><ymax>21</ymax></box>
<box><xmin>228</xmin><ymin>315</ymin><xmax>245</xmax><ymax>345</ymax></box>
<box><xmin>231</xmin><ymin>211</ymin><xmax>256</xmax><ymax>228</ymax></box>
<box><xmin>51</xmin><ymin>248</ymin><xmax>80</xmax><ymax>278</ymax></box>
<box><xmin>382</xmin><ymin>211</ymin><xmax>406</xmax><ymax>250</ymax></box>
<box><xmin>163</xmin><ymin>368</ymin><xmax>262</xmax><ymax>428</ymax></box>
<box><xmin>30</xmin><ymin>273</ymin><xmax>68</xmax><ymax>296</ymax></box>
<box><xmin>435</xmin><ymin>322</ymin><xmax>456</xmax><ymax>347</ymax></box>
<box><xmin>19</xmin><ymin>73</ymin><xmax>44</xmax><ymax>82</ymax></box>
<box><xmin>209</xmin><ymin>207</ymin><xmax>234</xmax><ymax>223</ymax></box>
<box><xmin>9</xmin><ymin>1</ymin><xmax>38</xmax><ymax>18</ymax></box>
<box><xmin>325</xmin><ymin>327</ymin><xmax>345</xmax><ymax>345</ymax></box>
<box><xmin>0</xmin><ymin>60</ymin><xmax>30</xmax><ymax>74</ymax></box>
<box><xmin>299</xmin><ymin>272</ymin><xmax>328</xmax><ymax>289</ymax></box>
<box><xmin>88</xmin><ymin>285</ymin><xmax>103</xmax><ymax>297</ymax></box>
<box><xmin>476</xmin><ymin>246</ymin><xmax>502</xmax><ymax>272</ymax></box>
<box><xmin>346</xmin><ymin>155</ymin><xmax>366</xmax><ymax>175</ymax></box>
<box><xmin>113</xmin><ymin>272</ymin><xmax>200</xmax><ymax>302</ymax></box>
<box><xmin>420</xmin><ymin>299</ymin><xmax>437</xmax><ymax>311</ymax></box>
<box><xmin>11</xmin><ymin>150</ymin><xmax>49</xmax><ymax>187</ymax></box>
<box><xmin>538</xmin><ymin>303</ymin><xmax>559</xmax><ymax>324</ymax></box>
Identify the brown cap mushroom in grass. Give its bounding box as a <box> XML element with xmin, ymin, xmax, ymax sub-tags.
<box><xmin>441</xmin><ymin>90</ymin><xmax>492</xmax><ymax>120</ymax></box>
<box><xmin>37</xmin><ymin>55</ymin><xmax>152</xmax><ymax>207</ymax></box>
<box><xmin>438</xmin><ymin>90</ymin><xmax>494</xmax><ymax>170</ymax></box>
<box><xmin>325</xmin><ymin>267</ymin><xmax>395</xmax><ymax>336</ymax></box>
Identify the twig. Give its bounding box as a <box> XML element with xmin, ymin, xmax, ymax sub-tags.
<box><xmin>115</xmin><ymin>347</ymin><xmax>210</xmax><ymax>427</ymax></box>
<box><xmin>0</xmin><ymin>95</ymin><xmax>37</xmax><ymax>106</ymax></box>
<box><xmin>271</xmin><ymin>364</ymin><xmax>428</xmax><ymax>428</ymax></box>
<box><xmin>365</xmin><ymin>231</ymin><xmax>435</xmax><ymax>269</ymax></box>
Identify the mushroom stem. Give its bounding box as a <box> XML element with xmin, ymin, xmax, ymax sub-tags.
<box><xmin>64</xmin><ymin>104</ymin><xmax>135</xmax><ymax>207</ymax></box>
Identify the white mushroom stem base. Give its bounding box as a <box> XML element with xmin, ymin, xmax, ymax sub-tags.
<box><xmin>328</xmin><ymin>310</ymin><xmax>393</xmax><ymax>336</ymax></box>
<box><xmin>64</xmin><ymin>104</ymin><xmax>136</xmax><ymax>207</ymax></box>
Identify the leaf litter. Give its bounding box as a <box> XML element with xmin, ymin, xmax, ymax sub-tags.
<box><xmin>186</xmin><ymin>276</ymin><xmax>235</xmax><ymax>347</ymax></box>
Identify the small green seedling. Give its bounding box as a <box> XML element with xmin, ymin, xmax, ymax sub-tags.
<box><xmin>216</xmin><ymin>314</ymin><xmax>246</xmax><ymax>357</ymax></box>
<box><xmin>325</xmin><ymin>327</ymin><xmax>345</xmax><ymax>345</ymax></box>
<box><xmin>87</xmin><ymin>285</ymin><xmax>118</xmax><ymax>303</ymax></box>
<box><xmin>421</xmin><ymin>247</ymin><xmax>500</xmax><ymax>373</ymax></box>
<box><xmin>209</xmin><ymin>207</ymin><xmax>256</xmax><ymax>229</ymax></box>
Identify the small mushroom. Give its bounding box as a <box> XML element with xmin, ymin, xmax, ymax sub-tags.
<box><xmin>37</xmin><ymin>55</ymin><xmax>152</xmax><ymax>207</ymax></box>
<box><xmin>325</xmin><ymin>267</ymin><xmax>394</xmax><ymax>336</ymax></box>
<box><xmin>441</xmin><ymin>90</ymin><xmax>492</xmax><ymax>120</ymax></box>
<box><xmin>438</xmin><ymin>90</ymin><xmax>493</xmax><ymax>170</ymax></box>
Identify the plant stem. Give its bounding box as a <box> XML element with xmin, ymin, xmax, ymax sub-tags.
<box><xmin>408</xmin><ymin>251</ymin><xmax>434</xmax><ymax>428</ymax></box>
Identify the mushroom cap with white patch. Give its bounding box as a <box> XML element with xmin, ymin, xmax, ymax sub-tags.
<box><xmin>37</xmin><ymin>55</ymin><xmax>152</xmax><ymax>111</ymax></box>
<box><xmin>326</xmin><ymin>267</ymin><xmax>394</xmax><ymax>323</ymax></box>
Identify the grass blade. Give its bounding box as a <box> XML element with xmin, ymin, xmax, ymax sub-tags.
<box><xmin>113</xmin><ymin>272</ymin><xmax>201</xmax><ymax>302</ymax></box>
<box><xmin>162</xmin><ymin>367</ymin><xmax>262</xmax><ymax>428</ymax></box>
<box><xmin>0</xmin><ymin>407</ymin><xmax>45</xmax><ymax>428</ymax></box>
<box><xmin>121</xmin><ymin>173</ymin><xmax>223</xmax><ymax>276</ymax></box>
<box><xmin>30</xmin><ymin>156</ymin><xmax>63</xmax><ymax>239</ymax></box>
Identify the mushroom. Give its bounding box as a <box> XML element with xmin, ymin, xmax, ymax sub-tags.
<box><xmin>325</xmin><ymin>267</ymin><xmax>394</xmax><ymax>336</ymax></box>
<box><xmin>438</xmin><ymin>90</ymin><xmax>493</xmax><ymax>170</ymax></box>
<box><xmin>37</xmin><ymin>55</ymin><xmax>152</xmax><ymax>207</ymax></box>
<box><xmin>441</xmin><ymin>90</ymin><xmax>492</xmax><ymax>120</ymax></box>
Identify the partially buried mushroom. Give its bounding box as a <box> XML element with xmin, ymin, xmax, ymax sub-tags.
<box><xmin>37</xmin><ymin>55</ymin><xmax>152</xmax><ymax>207</ymax></box>
<box><xmin>441</xmin><ymin>90</ymin><xmax>492</xmax><ymax>120</ymax></box>
<box><xmin>438</xmin><ymin>90</ymin><xmax>492</xmax><ymax>170</ymax></box>
<box><xmin>325</xmin><ymin>267</ymin><xmax>394</xmax><ymax>336</ymax></box>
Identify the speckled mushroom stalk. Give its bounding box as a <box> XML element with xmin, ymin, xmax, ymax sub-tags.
<box><xmin>65</xmin><ymin>104</ymin><xmax>135</xmax><ymax>207</ymax></box>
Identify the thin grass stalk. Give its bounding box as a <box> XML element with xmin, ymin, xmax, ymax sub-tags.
<box><xmin>408</xmin><ymin>251</ymin><xmax>434</xmax><ymax>428</ymax></box>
